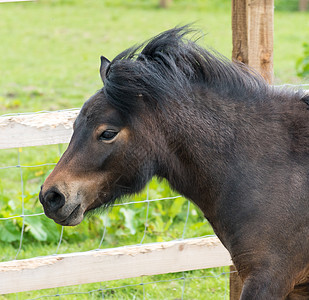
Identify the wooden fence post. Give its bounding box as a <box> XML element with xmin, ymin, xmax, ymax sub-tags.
<box><xmin>229</xmin><ymin>265</ymin><xmax>243</xmax><ymax>300</ymax></box>
<box><xmin>232</xmin><ymin>0</ymin><xmax>274</xmax><ymax>84</ymax></box>
<box><xmin>299</xmin><ymin>0</ymin><xmax>309</xmax><ymax>11</ymax></box>
<box><xmin>230</xmin><ymin>1</ymin><xmax>274</xmax><ymax>298</ymax></box>
<box><xmin>159</xmin><ymin>0</ymin><xmax>172</xmax><ymax>8</ymax></box>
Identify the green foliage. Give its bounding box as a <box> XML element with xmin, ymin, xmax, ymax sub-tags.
<box><xmin>0</xmin><ymin>96</ymin><xmax>21</xmax><ymax>110</ymax></box>
<box><xmin>0</xmin><ymin>220</ymin><xmax>20</xmax><ymax>243</ymax></box>
<box><xmin>0</xmin><ymin>185</ymin><xmax>59</xmax><ymax>244</ymax></box>
<box><xmin>275</xmin><ymin>0</ymin><xmax>299</xmax><ymax>11</ymax></box>
<box><xmin>0</xmin><ymin>168</ymin><xmax>211</xmax><ymax>248</ymax></box>
<box><xmin>296</xmin><ymin>43</ymin><xmax>309</xmax><ymax>78</ymax></box>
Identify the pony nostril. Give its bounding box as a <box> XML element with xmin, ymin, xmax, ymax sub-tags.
<box><xmin>44</xmin><ymin>190</ymin><xmax>65</xmax><ymax>211</ymax></box>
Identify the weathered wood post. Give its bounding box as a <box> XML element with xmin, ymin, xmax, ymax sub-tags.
<box><xmin>230</xmin><ymin>1</ymin><xmax>274</xmax><ymax>299</ymax></box>
<box><xmin>299</xmin><ymin>0</ymin><xmax>309</xmax><ymax>11</ymax></box>
<box><xmin>230</xmin><ymin>265</ymin><xmax>243</xmax><ymax>299</ymax></box>
<box><xmin>159</xmin><ymin>0</ymin><xmax>172</xmax><ymax>8</ymax></box>
<box><xmin>232</xmin><ymin>0</ymin><xmax>274</xmax><ymax>84</ymax></box>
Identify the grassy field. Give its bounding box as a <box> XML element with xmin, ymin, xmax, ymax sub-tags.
<box><xmin>0</xmin><ymin>0</ymin><xmax>308</xmax><ymax>299</ymax></box>
<box><xmin>0</xmin><ymin>0</ymin><xmax>308</xmax><ymax>114</ymax></box>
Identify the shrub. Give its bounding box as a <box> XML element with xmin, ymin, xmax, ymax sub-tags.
<box><xmin>296</xmin><ymin>43</ymin><xmax>309</xmax><ymax>78</ymax></box>
<box><xmin>275</xmin><ymin>0</ymin><xmax>299</xmax><ymax>11</ymax></box>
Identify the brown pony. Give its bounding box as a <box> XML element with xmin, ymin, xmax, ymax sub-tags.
<box><xmin>39</xmin><ymin>27</ymin><xmax>309</xmax><ymax>299</ymax></box>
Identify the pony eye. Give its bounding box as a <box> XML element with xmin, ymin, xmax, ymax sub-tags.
<box><xmin>99</xmin><ymin>130</ymin><xmax>118</xmax><ymax>141</ymax></box>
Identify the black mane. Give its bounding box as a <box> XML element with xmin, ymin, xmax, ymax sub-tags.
<box><xmin>102</xmin><ymin>26</ymin><xmax>300</xmax><ymax>114</ymax></box>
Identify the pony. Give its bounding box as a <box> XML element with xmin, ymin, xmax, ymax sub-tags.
<box><xmin>39</xmin><ymin>27</ymin><xmax>309</xmax><ymax>299</ymax></box>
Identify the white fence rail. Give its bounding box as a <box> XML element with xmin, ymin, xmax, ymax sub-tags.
<box><xmin>1</xmin><ymin>86</ymin><xmax>308</xmax><ymax>149</ymax></box>
<box><xmin>0</xmin><ymin>237</ymin><xmax>231</xmax><ymax>294</ymax></box>
<box><xmin>0</xmin><ymin>109</ymin><xmax>79</xmax><ymax>149</ymax></box>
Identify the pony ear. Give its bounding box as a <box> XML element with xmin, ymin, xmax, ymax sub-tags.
<box><xmin>100</xmin><ymin>56</ymin><xmax>110</xmax><ymax>82</ymax></box>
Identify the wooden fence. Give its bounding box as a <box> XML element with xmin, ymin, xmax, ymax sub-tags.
<box><xmin>0</xmin><ymin>236</ymin><xmax>232</xmax><ymax>294</ymax></box>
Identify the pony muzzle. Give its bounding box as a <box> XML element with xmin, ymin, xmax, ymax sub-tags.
<box><xmin>39</xmin><ymin>185</ymin><xmax>84</xmax><ymax>226</ymax></box>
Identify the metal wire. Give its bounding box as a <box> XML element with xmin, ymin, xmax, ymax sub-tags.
<box><xmin>14</xmin><ymin>150</ymin><xmax>25</xmax><ymax>260</ymax></box>
<box><xmin>0</xmin><ymin>163</ymin><xmax>57</xmax><ymax>170</ymax></box>
<box><xmin>0</xmin><ymin>108</ymin><xmax>80</xmax><ymax>118</ymax></box>
<box><xmin>26</xmin><ymin>270</ymin><xmax>232</xmax><ymax>300</ymax></box>
<box><xmin>139</xmin><ymin>184</ymin><xmax>150</xmax><ymax>245</ymax></box>
<box><xmin>274</xmin><ymin>83</ymin><xmax>309</xmax><ymax>87</ymax></box>
<box><xmin>55</xmin><ymin>226</ymin><xmax>64</xmax><ymax>255</ymax></box>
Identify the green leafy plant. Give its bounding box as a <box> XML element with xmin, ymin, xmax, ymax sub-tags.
<box><xmin>0</xmin><ymin>171</ymin><xmax>212</xmax><ymax>248</ymax></box>
<box><xmin>296</xmin><ymin>43</ymin><xmax>309</xmax><ymax>78</ymax></box>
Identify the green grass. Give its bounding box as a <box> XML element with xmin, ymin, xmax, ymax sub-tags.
<box><xmin>0</xmin><ymin>0</ymin><xmax>233</xmax><ymax>114</ymax></box>
<box><xmin>0</xmin><ymin>0</ymin><xmax>307</xmax><ymax>114</ymax></box>
<box><xmin>0</xmin><ymin>267</ymin><xmax>230</xmax><ymax>299</ymax></box>
<box><xmin>0</xmin><ymin>0</ymin><xmax>309</xmax><ymax>299</ymax></box>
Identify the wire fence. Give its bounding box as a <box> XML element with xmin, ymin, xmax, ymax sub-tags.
<box><xmin>0</xmin><ymin>117</ymin><xmax>228</xmax><ymax>299</ymax></box>
<box><xmin>0</xmin><ymin>83</ymin><xmax>308</xmax><ymax>299</ymax></box>
<box><xmin>26</xmin><ymin>270</ymin><xmax>231</xmax><ymax>300</ymax></box>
